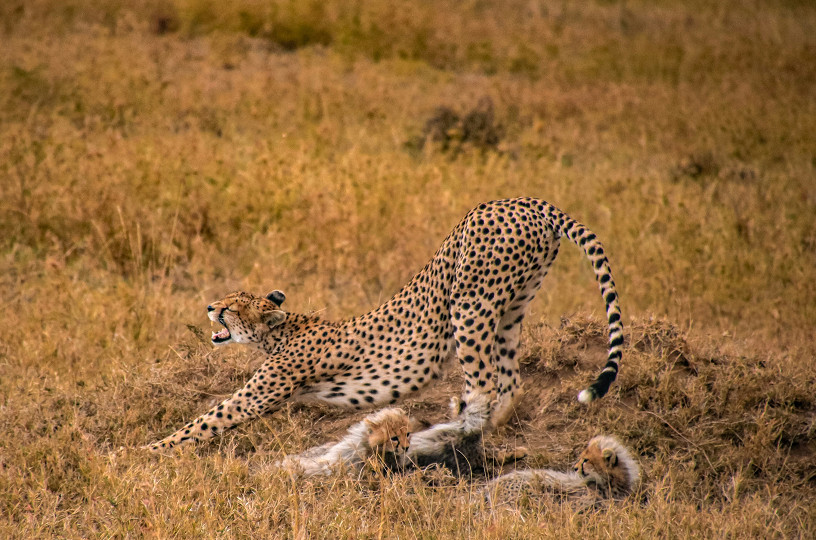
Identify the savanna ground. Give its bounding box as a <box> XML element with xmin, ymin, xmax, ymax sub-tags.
<box><xmin>1</xmin><ymin>0</ymin><xmax>815</xmax><ymax>537</ymax></box>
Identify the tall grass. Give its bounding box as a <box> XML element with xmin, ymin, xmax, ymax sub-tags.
<box><xmin>1</xmin><ymin>0</ymin><xmax>815</xmax><ymax>537</ymax></box>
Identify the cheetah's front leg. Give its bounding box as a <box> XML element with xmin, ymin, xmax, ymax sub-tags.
<box><xmin>145</xmin><ymin>357</ymin><xmax>302</xmax><ymax>452</ymax></box>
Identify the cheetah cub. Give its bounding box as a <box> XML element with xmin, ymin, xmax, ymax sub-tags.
<box><xmin>275</xmin><ymin>408</ymin><xmax>424</xmax><ymax>477</ymax></box>
<box><xmin>484</xmin><ymin>435</ymin><xmax>640</xmax><ymax>507</ymax></box>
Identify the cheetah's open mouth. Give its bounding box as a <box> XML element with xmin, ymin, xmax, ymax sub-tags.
<box><xmin>211</xmin><ymin>324</ymin><xmax>231</xmax><ymax>344</ymax></box>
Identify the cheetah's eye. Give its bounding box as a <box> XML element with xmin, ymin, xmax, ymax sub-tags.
<box><xmin>390</xmin><ymin>436</ymin><xmax>400</xmax><ymax>442</ymax></box>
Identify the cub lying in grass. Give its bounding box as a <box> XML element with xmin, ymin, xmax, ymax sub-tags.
<box><xmin>483</xmin><ymin>435</ymin><xmax>640</xmax><ymax>508</ymax></box>
<box><xmin>275</xmin><ymin>408</ymin><xmax>425</xmax><ymax>476</ymax></box>
<box><xmin>274</xmin><ymin>401</ymin><xmax>639</xmax><ymax>513</ymax></box>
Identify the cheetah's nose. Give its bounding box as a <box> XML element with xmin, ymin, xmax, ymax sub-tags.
<box><xmin>207</xmin><ymin>305</ymin><xmax>215</xmax><ymax>312</ymax></box>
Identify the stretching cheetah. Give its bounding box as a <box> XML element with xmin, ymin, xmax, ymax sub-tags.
<box><xmin>147</xmin><ymin>198</ymin><xmax>623</xmax><ymax>451</ymax></box>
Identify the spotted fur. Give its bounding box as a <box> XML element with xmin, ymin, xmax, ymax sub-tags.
<box><xmin>146</xmin><ymin>198</ymin><xmax>622</xmax><ymax>451</ymax></box>
<box><xmin>484</xmin><ymin>435</ymin><xmax>640</xmax><ymax>506</ymax></box>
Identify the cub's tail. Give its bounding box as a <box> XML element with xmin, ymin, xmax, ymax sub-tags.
<box><xmin>538</xmin><ymin>201</ymin><xmax>623</xmax><ymax>403</ymax></box>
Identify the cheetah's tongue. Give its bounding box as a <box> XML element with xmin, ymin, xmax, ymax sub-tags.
<box><xmin>211</xmin><ymin>328</ymin><xmax>231</xmax><ymax>343</ymax></box>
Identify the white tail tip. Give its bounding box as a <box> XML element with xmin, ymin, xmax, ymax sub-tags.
<box><xmin>577</xmin><ymin>389</ymin><xmax>595</xmax><ymax>404</ymax></box>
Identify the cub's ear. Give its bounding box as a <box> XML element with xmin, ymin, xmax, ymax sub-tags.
<box><xmin>262</xmin><ymin>310</ymin><xmax>287</xmax><ymax>327</ymax></box>
<box><xmin>364</xmin><ymin>418</ymin><xmax>388</xmax><ymax>430</ymax></box>
<box><xmin>266</xmin><ymin>290</ymin><xmax>286</xmax><ymax>306</ymax></box>
<box><xmin>602</xmin><ymin>447</ymin><xmax>618</xmax><ymax>465</ymax></box>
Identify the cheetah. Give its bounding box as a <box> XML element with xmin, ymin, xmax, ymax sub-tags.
<box><xmin>146</xmin><ymin>197</ymin><xmax>623</xmax><ymax>451</ymax></box>
<box><xmin>274</xmin><ymin>408</ymin><xmax>425</xmax><ymax>477</ymax></box>
<box><xmin>483</xmin><ymin>435</ymin><xmax>640</xmax><ymax>508</ymax></box>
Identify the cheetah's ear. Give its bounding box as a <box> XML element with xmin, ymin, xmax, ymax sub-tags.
<box><xmin>266</xmin><ymin>290</ymin><xmax>286</xmax><ymax>306</ymax></box>
<box><xmin>602</xmin><ymin>448</ymin><xmax>618</xmax><ymax>466</ymax></box>
<box><xmin>262</xmin><ymin>309</ymin><xmax>287</xmax><ymax>328</ymax></box>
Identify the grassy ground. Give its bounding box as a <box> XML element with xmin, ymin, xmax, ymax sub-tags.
<box><xmin>1</xmin><ymin>0</ymin><xmax>815</xmax><ymax>537</ymax></box>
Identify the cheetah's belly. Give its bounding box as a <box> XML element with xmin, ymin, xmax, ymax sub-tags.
<box><xmin>295</xmin><ymin>346</ymin><xmax>453</xmax><ymax>409</ymax></box>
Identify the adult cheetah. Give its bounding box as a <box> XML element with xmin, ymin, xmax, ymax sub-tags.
<box><xmin>147</xmin><ymin>197</ymin><xmax>623</xmax><ymax>451</ymax></box>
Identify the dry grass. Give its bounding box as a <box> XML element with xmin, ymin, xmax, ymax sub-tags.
<box><xmin>1</xmin><ymin>0</ymin><xmax>815</xmax><ymax>537</ymax></box>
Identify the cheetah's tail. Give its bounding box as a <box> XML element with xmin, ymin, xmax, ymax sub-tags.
<box><xmin>538</xmin><ymin>201</ymin><xmax>623</xmax><ymax>403</ymax></box>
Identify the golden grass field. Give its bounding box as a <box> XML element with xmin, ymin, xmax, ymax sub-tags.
<box><xmin>1</xmin><ymin>0</ymin><xmax>815</xmax><ymax>537</ymax></box>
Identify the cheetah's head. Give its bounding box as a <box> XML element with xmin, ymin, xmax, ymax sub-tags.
<box><xmin>207</xmin><ymin>290</ymin><xmax>287</xmax><ymax>346</ymax></box>
<box><xmin>364</xmin><ymin>409</ymin><xmax>428</xmax><ymax>468</ymax></box>
<box><xmin>365</xmin><ymin>408</ymin><xmax>412</xmax><ymax>455</ymax></box>
<box><xmin>573</xmin><ymin>435</ymin><xmax>640</xmax><ymax>496</ymax></box>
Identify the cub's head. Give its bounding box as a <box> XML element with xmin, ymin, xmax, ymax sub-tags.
<box><xmin>207</xmin><ymin>290</ymin><xmax>287</xmax><ymax>346</ymax></box>
<box><xmin>574</xmin><ymin>435</ymin><xmax>640</xmax><ymax>497</ymax></box>
<box><xmin>364</xmin><ymin>408</ymin><xmax>427</xmax><ymax>458</ymax></box>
